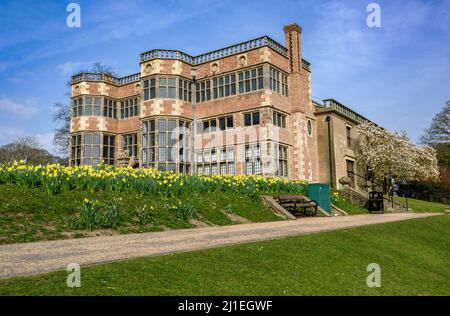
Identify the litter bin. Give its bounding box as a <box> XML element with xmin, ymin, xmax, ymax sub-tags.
<box><xmin>308</xmin><ymin>183</ymin><xmax>331</xmax><ymax>214</ymax></box>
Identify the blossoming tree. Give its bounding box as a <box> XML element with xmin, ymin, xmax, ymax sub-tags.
<box><xmin>354</xmin><ymin>122</ymin><xmax>439</xmax><ymax>191</ymax></box>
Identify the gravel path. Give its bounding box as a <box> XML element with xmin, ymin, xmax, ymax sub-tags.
<box><xmin>0</xmin><ymin>213</ymin><xmax>439</xmax><ymax>279</ymax></box>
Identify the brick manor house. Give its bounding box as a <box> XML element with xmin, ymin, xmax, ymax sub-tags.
<box><xmin>69</xmin><ymin>23</ymin><xmax>369</xmax><ymax>189</ymax></box>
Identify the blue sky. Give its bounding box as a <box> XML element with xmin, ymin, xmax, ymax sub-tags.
<box><xmin>0</xmin><ymin>0</ymin><xmax>449</xmax><ymax>154</ymax></box>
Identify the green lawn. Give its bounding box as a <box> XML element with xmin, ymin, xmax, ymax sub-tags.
<box><xmin>1</xmin><ymin>215</ymin><xmax>448</xmax><ymax>296</ymax></box>
<box><xmin>395</xmin><ymin>196</ymin><xmax>450</xmax><ymax>213</ymax></box>
<box><xmin>332</xmin><ymin>197</ymin><xmax>369</xmax><ymax>215</ymax></box>
<box><xmin>0</xmin><ymin>184</ymin><xmax>281</xmax><ymax>245</ymax></box>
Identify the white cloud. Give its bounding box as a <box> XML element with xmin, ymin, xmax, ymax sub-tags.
<box><xmin>0</xmin><ymin>97</ymin><xmax>40</xmax><ymax>118</ymax></box>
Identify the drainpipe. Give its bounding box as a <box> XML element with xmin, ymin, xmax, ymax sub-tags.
<box><xmin>326</xmin><ymin>116</ymin><xmax>334</xmax><ymax>188</ymax></box>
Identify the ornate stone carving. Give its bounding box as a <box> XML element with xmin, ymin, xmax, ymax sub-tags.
<box><xmin>237</xmin><ymin>55</ymin><xmax>247</xmax><ymax>67</ymax></box>
<box><xmin>210</xmin><ymin>62</ymin><xmax>219</xmax><ymax>74</ymax></box>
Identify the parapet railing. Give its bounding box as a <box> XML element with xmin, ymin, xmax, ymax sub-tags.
<box><xmin>72</xmin><ymin>36</ymin><xmax>312</xmax><ymax>84</ymax></box>
<box><xmin>141</xmin><ymin>49</ymin><xmax>195</xmax><ymax>64</ymax></box>
<box><xmin>71</xmin><ymin>72</ymin><xmax>141</xmax><ymax>86</ymax></box>
<box><xmin>321</xmin><ymin>99</ymin><xmax>368</xmax><ymax>124</ymax></box>
<box><xmin>139</xmin><ymin>35</ymin><xmax>310</xmax><ymax>71</ymax></box>
<box><xmin>117</xmin><ymin>73</ymin><xmax>141</xmax><ymax>85</ymax></box>
<box><xmin>302</xmin><ymin>59</ymin><xmax>311</xmax><ymax>72</ymax></box>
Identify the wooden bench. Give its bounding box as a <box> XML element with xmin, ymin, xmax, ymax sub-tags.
<box><xmin>276</xmin><ymin>195</ymin><xmax>318</xmax><ymax>217</ymax></box>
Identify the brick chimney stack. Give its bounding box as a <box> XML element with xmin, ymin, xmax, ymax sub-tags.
<box><xmin>284</xmin><ymin>23</ymin><xmax>319</xmax><ymax>182</ymax></box>
<box><xmin>284</xmin><ymin>23</ymin><xmax>302</xmax><ymax>74</ymax></box>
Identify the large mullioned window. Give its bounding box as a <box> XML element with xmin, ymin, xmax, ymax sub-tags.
<box><xmin>272</xmin><ymin>111</ymin><xmax>286</xmax><ymax>128</ymax></box>
<box><xmin>71</xmin><ymin>96</ymin><xmax>121</xmax><ymax>119</ymax></box>
<box><xmin>245</xmin><ymin>143</ymin><xmax>262</xmax><ymax>175</ymax></box>
<box><xmin>197</xmin><ymin>115</ymin><xmax>234</xmax><ymax>134</ymax></box>
<box><xmin>239</xmin><ymin>67</ymin><xmax>264</xmax><ymax>94</ymax></box>
<box><xmin>274</xmin><ymin>144</ymin><xmax>288</xmax><ymax>177</ymax></box>
<box><xmin>122</xmin><ymin>133</ymin><xmax>138</xmax><ymax>158</ymax></box>
<box><xmin>70</xmin><ymin>134</ymin><xmax>82</xmax><ymax>165</ymax></box>
<box><xmin>120</xmin><ymin>97</ymin><xmax>139</xmax><ymax>119</ymax></box>
<box><xmin>270</xmin><ymin>67</ymin><xmax>288</xmax><ymax>96</ymax></box>
<box><xmin>141</xmin><ymin>118</ymin><xmax>191</xmax><ymax>173</ymax></box>
<box><xmin>70</xmin><ymin>133</ymin><xmax>116</xmax><ymax>166</ymax></box>
<box><xmin>196</xmin><ymin>147</ymin><xmax>234</xmax><ymax>175</ymax></box>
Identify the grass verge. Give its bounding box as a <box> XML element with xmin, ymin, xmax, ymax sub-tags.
<box><xmin>0</xmin><ymin>215</ymin><xmax>448</xmax><ymax>296</ymax></box>
<box><xmin>395</xmin><ymin>196</ymin><xmax>450</xmax><ymax>213</ymax></box>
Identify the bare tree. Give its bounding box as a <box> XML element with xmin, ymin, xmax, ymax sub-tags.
<box><xmin>53</xmin><ymin>102</ymin><xmax>71</xmax><ymax>156</ymax></box>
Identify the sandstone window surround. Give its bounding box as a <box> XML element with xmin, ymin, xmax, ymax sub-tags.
<box><xmin>103</xmin><ymin>134</ymin><xmax>116</xmax><ymax>165</ymax></box>
<box><xmin>197</xmin><ymin>115</ymin><xmax>234</xmax><ymax>135</ymax></box>
<box><xmin>196</xmin><ymin>146</ymin><xmax>235</xmax><ymax>175</ymax></box>
<box><xmin>179</xmin><ymin>78</ymin><xmax>192</xmax><ymax>102</ymax></box>
<box><xmin>83</xmin><ymin>133</ymin><xmax>101</xmax><ymax>166</ymax></box>
<box><xmin>71</xmin><ymin>97</ymin><xmax>83</xmax><ymax>118</ymax></box>
<box><xmin>142</xmin><ymin>76</ymin><xmax>177</xmax><ymax>100</ymax></box>
<box><xmin>272</xmin><ymin>110</ymin><xmax>287</xmax><ymax>128</ymax></box>
<box><xmin>196</xmin><ymin>80</ymin><xmax>211</xmax><ymax>102</ymax></box>
<box><xmin>70</xmin><ymin>134</ymin><xmax>82</xmax><ymax>166</ymax></box>
<box><xmin>269</xmin><ymin>67</ymin><xmax>288</xmax><ymax>97</ymax></box>
<box><xmin>122</xmin><ymin>133</ymin><xmax>138</xmax><ymax>158</ymax></box>
<box><xmin>238</xmin><ymin>67</ymin><xmax>264</xmax><ymax>94</ymax></box>
<box><xmin>69</xmin><ymin>132</ymin><xmax>116</xmax><ymax>166</ymax></box>
<box><xmin>245</xmin><ymin>143</ymin><xmax>262</xmax><ymax>175</ymax></box>
<box><xmin>346</xmin><ymin>125</ymin><xmax>352</xmax><ymax>148</ymax></box>
<box><xmin>244</xmin><ymin>111</ymin><xmax>260</xmax><ymax>126</ymax></box>
<box><xmin>274</xmin><ymin>143</ymin><xmax>288</xmax><ymax>177</ymax></box>
<box><xmin>103</xmin><ymin>97</ymin><xmax>118</xmax><ymax>119</ymax></box>
<box><xmin>213</xmin><ymin>73</ymin><xmax>237</xmax><ymax>99</ymax></box>
<box><xmin>141</xmin><ymin>117</ymin><xmax>191</xmax><ymax>173</ymax></box>
<box><xmin>120</xmin><ymin>96</ymin><xmax>139</xmax><ymax>119</ymax></box>
<box><xmin>84</xmin><ymin>97</ymin><xmax>102</xmax><ymax>116</ymax></box>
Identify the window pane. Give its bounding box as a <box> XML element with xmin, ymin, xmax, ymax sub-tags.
<box><xmin>244</xmin><ymin>114</ymin><xmax>251</xmax><ymax>126</ymax></box>
<box><xmin>252</xmin><ymin>112</ymin><xmax>260</xmax><ymax>125</ymax></box>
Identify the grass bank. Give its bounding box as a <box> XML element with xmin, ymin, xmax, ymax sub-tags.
<box><xmin>0</xmin><ymin>184</ymin><xmax>281</xmax><ymax>245</ymax></box>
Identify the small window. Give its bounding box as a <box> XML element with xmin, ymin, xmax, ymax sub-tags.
<box><xmin>346</xmin><ymin>126</ymin><xmax>352</xmax><ymax>147</ymax></box>
<box><xmin>307</xmin><ymin>120</ymin><xmax>313</xmax><ymax>136</ymax></box>
<box><xmin>244</xmin><ymin>111</ymin><xmax>260</xmax><ymax>127</ymax></box>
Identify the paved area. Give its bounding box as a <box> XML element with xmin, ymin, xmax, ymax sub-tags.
<box><xmin>0</xmin><ymin>213</ymin><xmax>439</xmax><ymax>279</ymax></box>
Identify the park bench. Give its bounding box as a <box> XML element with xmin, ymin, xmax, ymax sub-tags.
<box><xmin>276</xmin><ymin>195</ymin><xmax>318</xmax><ymax>217</ymax></box>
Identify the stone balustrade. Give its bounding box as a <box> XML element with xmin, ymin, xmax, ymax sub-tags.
<box><xmin>72</xmin><ymin>36</ymin><xmax>312</xmax><ymax>85</ymax></box>
<box><xmin>71</xmin><ymin>72</ymin><xmax>141</xmax><ymax>86</ymax></box>
<box><xmin>322</xmin><ymin>99</ymin><xmax>368</xmax><ymax>124</ymax></box>
<box><xmin>139</xmin><ymin>35</ymin><xmax>310</xmax><ymax>70</ymax></box>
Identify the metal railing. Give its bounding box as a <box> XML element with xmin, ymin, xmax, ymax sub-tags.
<box><xmin>347</xmin><ymin>171</ymin><xmax>409</xmax><ymax>212</ymax></box>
